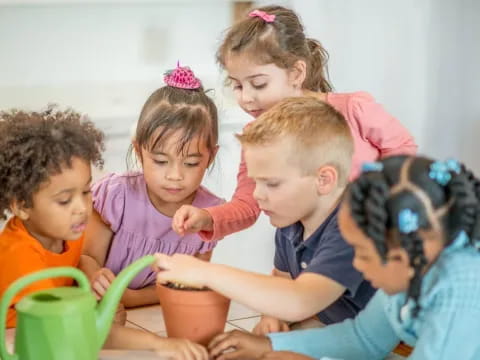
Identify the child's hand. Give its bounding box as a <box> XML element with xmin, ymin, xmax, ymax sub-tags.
<box><xmin>260</xmin><ymin>351</ymin><xmax>316</xmax><ymax>360</ymax></box>
<box><xmin>253</xmin><ymin>316</ymin><xmax>290</xmax><ymax>335</ymax></box>
<box><xmin>172</xmin><ymin>205</ymin><xmax>213</xmax><ymax>235</ymax></box>
<box><xmin>208</xmin><ymin>330</ymin><xmax>272</xmax><ymax>360</ymax></box>
<box><xmin>154</xmin><ymin>254</ymin><xmax>208</xmax><ymax>289</ymax></box>
<box><xmin>113</xmin><ymin>303</ymin><xmax>127</xmax><ymax>325</ymax></box>
<box><xmin>91</xmin><ymin>267</ymin><xmax>116</xmax><ymax>300</ymax></box>
<box><xmin>153</xmin><ymin>337</ymin><xmax>208</xmax><ymax>360</ymax></box>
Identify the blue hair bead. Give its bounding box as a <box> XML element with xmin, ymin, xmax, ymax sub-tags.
<box><xmin>445</xmin><ymin>158</ymin><xmax>461</xmax><ymax>174</ymax></box>
<box><xmin>398</xmin><ymin>209</ymin><xmax>419</xmax><ymax>234</ymax></box>
<box><xmin>429</xmin><ymin>159</ymin><xmax>461</xmax><ymax>186</ymax></box>
<box><xmin>362</xmin><ymin>161</ymin><xmax>383</xmax><ymax>173</ymax></box>
<box><xmin>429</xmin><ymin>161</ymin><xmax>452</xmax><ymax>186</ymax></box>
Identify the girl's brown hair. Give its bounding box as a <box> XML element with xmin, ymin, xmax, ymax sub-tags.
<box><xmin>130</xmin><ymin>84</ymin><xmax>218</xmax><ymax>168</ymax></box>
<box><xmin>217</xmin><ymin>5</ymin><xmax>333</xmax><ymax>92</ymax></box>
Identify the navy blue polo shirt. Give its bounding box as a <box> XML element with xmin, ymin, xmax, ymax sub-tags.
<box><xmin>274</xmin><ymin>206</ymin><xmax>376</xmax><ymax>325</ymax></box>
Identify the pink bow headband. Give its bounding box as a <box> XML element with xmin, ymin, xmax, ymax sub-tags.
<box><xmin>248</xmin><ymin>9</ymin><xmax>276</xmax><ymax>23</ymax></box>
<box><xmin>164</xmin><ymin>62</ymin><xmax>202</xmax><ymax>90</ymax></box>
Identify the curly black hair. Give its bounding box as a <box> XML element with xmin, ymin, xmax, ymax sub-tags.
<box><xmin>349</xmin><ymin>155</ymin><xmax>480</xmax><ymax>318</ymax></box>
<box><xmin>0</xmin><ymin>106</ymin><xmax>105</xmax><ymax>219</ymax></box>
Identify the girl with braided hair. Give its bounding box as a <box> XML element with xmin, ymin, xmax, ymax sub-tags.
<box><xmin>206</xmin><ymin>155</ymin><xmax>480</xmax><ymax>360</ymax></box>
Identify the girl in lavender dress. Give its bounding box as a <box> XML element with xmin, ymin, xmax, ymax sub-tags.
<box><xmin>79</xmin><ymin>64</ymin><xmax>224</xmax><ymax>308</ymax></box>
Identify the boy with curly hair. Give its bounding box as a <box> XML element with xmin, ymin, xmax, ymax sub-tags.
<box><xmin>0</xmin><ymin>107</ymin><xmax>105</xmax><ymax>327</ymax></box>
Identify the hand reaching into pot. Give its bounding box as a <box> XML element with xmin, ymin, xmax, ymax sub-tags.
<box><xmin>154</xmin><ymin>253</ymin><xmax>209</xmax><ymax>289</ymax></box>
<box><xmin>208</xmin><ymin>330</ymin><xmax>272</xmax><ymax>360</ymax></box>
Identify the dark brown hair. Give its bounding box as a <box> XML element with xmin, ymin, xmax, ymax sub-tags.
<box><xmin>130</xmin><ymin>84</ymin><xmax>218</xmax><ymax>167</ymax></box>
<box><xmin>0</xmin><ymin>106</ymin><xmax>105</xmax><ymax>219</ymax></box>
<box><xmin>217</xmin><ymin>5</ymin><xmax>333</xmax><ymax>92</ymax></box>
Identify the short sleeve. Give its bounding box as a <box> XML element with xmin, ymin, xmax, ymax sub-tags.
<box><xmin>0</xmin><ymin>244</ymin><xmax>56</xmax><ymax>327</ymax></box>
<box><xmin>306</xmin><ymin>231</ymin><xmax>364</xmax><ymax>297</ymax></box>
<box><xmin>350</xmin><ymin>92</ymin><xmax>417</xmax><ymax>157</ymax></box>
<box><xmin>274</xmin><ymin>230</ymin><xmax>290</xmax><ymax>273</ymax></box>
<box><xmin>91</xmin><ymin>173</ymin><xmax>126</xmax><ymax>233</ymax></box>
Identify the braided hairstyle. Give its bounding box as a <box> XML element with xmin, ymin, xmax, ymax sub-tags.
<box><xmin>349</xmin><ymin>155</ymin><xmax>480</xmax><ymax>317</ymax></box>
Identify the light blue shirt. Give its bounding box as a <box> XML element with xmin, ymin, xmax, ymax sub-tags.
<box><xmin>269</xmin><ymin>233</ymin><xmax>480</xmax><ymax>359</ymax></box>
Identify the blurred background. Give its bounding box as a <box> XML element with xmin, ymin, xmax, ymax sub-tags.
<box><xmin>0</xmin><ymin>0</ymin><xmax>479</xmax><ymax>273</ymax></box>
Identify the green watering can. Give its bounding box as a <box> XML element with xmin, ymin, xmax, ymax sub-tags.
<box><xmin>0</xmin><ymin>255</ymin><xmax>156</xmax><ymax>360</ymax></box>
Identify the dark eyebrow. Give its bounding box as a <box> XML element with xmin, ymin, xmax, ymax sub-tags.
<box><xmin>52</xmin><ymin>176</ymin><xmax>92</xmax><ymax>197</ymax></box>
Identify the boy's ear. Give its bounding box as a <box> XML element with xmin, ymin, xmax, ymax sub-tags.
<box><xmin>10</xmin><ymin>200</ymin><xmax>30</xmax><ymax>221</ymax></box>
<box><xmin>315</xmin><ymin>165</ymin><xmax>338</xmax><ymax>195</ymax></box>
<box><xmin>208</xmin><ymin>145</ymin><xmax>220</xmax><ymax>167</ymax></box>
<box><xmin>289</xmin><ymin>60</ymin><xmax>307</xmax><ymax>89</ymax></box>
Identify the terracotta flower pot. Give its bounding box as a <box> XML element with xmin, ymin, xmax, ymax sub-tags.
<box><xmin>156</xmin><ymin>284</ymin><xmax>231</xmax><ymax>346</ymax></box>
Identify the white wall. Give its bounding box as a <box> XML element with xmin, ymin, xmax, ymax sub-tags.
<box><xmin>293</xmin><ymin>0</ymin><xmax>480</xmax><ymax>172</ymax></box>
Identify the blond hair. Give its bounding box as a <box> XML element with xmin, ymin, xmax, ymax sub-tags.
<box><xmin>236</xmin><ymin>97</ymin><xmax>353</xmax><ymax>185</ymax></box>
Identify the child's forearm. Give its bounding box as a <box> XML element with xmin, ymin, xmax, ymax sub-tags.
<box><xmin>121</xmin><ymin>285</ymin><xmax>159</xmax><ymax>308</ymax></box>
<box><xmin>201</xmin><ymin>152</ymin><xmax>260</xmax><ymax>241</ymax></box>
<box><xmin>78</xmin><ymin>254</ymin><xmax>102</xmax><ymax>280</ymax></box>
<box><xmin>104</xmin><ymin>324</ymin><xmax>163</xmax><ymax>350</ymax></box>
<box><xmin>203</xmin><ymin>264</ymin><xmax>335</xmax><ymax>322</ymax></box>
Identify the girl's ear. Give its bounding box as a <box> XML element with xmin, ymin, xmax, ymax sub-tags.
<box><xmin>315</xmin><ymin>165</ymin><xmax>338</xmax><ymax>195</ymax></box>
<box><xmin>208</xmin><ymin>145</ymin><xmax>220</xmax><ymax>167</ymax></box>
<box><xmin>387</xmin><ymin>247</ymin><xmax>415</xmax><ymax>279</ymax></box>
<box><xmin>289</xmin><ymin>59</ymin><xmax>307</xmax><ymax>89</ymax></box>
<box><xmin>10</xmin><ymin>200</ymin><xmax>30</xmax><ymax>221</ymax></box>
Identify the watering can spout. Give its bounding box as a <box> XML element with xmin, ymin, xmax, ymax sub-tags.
<box><xmin>95</xmin><ymin>255</ymin><xmax>156</xmax><ymax>350</ymax></box>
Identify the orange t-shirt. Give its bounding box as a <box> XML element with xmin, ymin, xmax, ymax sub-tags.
<box><xmin>0</xmin><ymin>217</ymin><xmax>84</xmax><ymax>328</ymax></box>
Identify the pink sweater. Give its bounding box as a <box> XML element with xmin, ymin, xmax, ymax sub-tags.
<box><xmin>201</xmin><ymin>91</ymin><xmax>417</xmax><ymax>241</ymax></box>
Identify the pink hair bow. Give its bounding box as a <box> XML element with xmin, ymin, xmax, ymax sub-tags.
<box><xmin>248</xmin><ymin>9</ymin><xmax>276</xmax><ymax>23</ymax></box>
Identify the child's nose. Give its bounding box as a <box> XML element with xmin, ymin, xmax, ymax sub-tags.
<box><xmin>352</xmin><ymin>257</ymin><xmax>364</xmax><ymax>272</ymax></box>
<box><xmin>253</xmin><ymin>183</ymin><xmax>266</xmax><ymax>201</ymax></box>
<box><xmin>241</xmin><ymin>87</ymin><xmax>254</xmax><ymax>104</ymax></box>
<box><xmin>165</xmin><ymin>164</ymin><xmax>183</xmax><ymax>181</ymax></box>
<box><xmin>74</xmin><ymin>196</ymin><xmax>89</xmax><ymax>215</ymax></box>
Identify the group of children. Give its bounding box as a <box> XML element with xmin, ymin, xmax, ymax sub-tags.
<box><xmin>1</xmin><ymin>5</ymin><xmax>479</xmax><ymax>360</ymax></box>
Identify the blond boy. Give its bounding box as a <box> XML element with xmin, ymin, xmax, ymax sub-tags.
<box><xmin>155</xmin><ymin>97</ymin><xmax>376</xmax><ymax>333</ymax></box>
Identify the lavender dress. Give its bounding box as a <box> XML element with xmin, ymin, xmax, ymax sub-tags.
<box><xmin>92</xmin><ymin>172</ymin><xmax>224</xmax><ymax>289</ymax></box>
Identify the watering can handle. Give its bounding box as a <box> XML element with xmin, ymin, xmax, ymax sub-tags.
<box><xmin>0</xmin><ymin>267</ymin><xmax>90</xmax><ymax>360</ymax></box>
